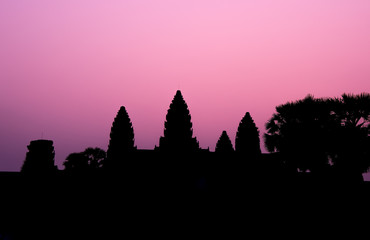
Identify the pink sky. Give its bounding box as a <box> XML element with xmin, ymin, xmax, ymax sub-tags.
<box><xmin>1</xmin><ymin>1</ymin><xmax>370</xmax><ymax>177</ymax></box>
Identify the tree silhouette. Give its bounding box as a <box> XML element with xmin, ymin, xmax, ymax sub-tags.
<box><xmin>329</xmin><ymin>93</ymin><xmax>370</xmax><ymax>180</ymax></box>
<box><xmin>235</xmin><ymin>112</ymin><xmax>261</xmax><ymax>158</ymax></box>
<box><xmin>264</xmin><ymin>96</ymin><xmax>335</xmax><ymax>173</ymax></box>
<box><xmin>340</xmin><ymin>93</ymin><xmax>370</xmax><ymax>128</ymax></box>
<box><xmin>264</xmin><ymin>93</ymin><xmax>370</xmax><ymax>180</ymax></box>
<box><xmin>106</xmin><ymin>106</ymin><xmax>136</xmax><ymax>168</ymax></box>
<box><xmin>159</xmin><ymin>90</ymin><xmax>199</xmax><ymax>152</ymax></box>
<box><xmin>21</xmin><ymin>139</ymin><xmax>57</xmax><ymax>174</ymax></box>
<box><xmin>63</xmin><ymin>152</ymin><xmax>89</xmax><ymax>171</ymax></box>
<box><xmin>63</xmin><ymin>147</ymin><xmax>106</xmax><ymax>171</ymax></box>
<box><xmin>215</xmin><ymin>131</ymin><xmax>234</xmax><ymax>153</ymax></box>
<box><xmin>84</xmin><ymin>147</ymin><xmax>106</xmax><ymax>169</ymax></box>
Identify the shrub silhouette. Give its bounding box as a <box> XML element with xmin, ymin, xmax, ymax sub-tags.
<box><xmin>84</xmin><ymin>147</ymin><xmax>106</xmax><ymax>169</ymax></box>
<box><xmin>63</xmin><ymin>147</ymin><xmax>106</xmax><ymax>171</ymax></box>
<box><xmin>105</xmin><ymin>106</ymin><xmax>136</xmax><ymax>168</ymax></box>
<box><xmin>21</xmin><ymin>139</ymin><xmax>57</xmax><ymax>174</ymax></box>
<box><xmin>159</xmin><ymin>90</ymin><xmax>199</xmax><ymax>153</ymax></box>
<box><xmin>235</xmin><ymin>112</ymin><xmax>261</xmax><ymax>159</ymax></box>
<box><xmin>215</xmin><ymin>131</ymin><xmax>234</xmax><ymax>153</ymax></box>
<box><xmin>64</xmin><ymin>152</ymin><xmax>89</xmax><ymax>171</ymax></box>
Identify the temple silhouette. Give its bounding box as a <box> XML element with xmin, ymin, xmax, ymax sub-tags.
<box><xmin>15</xmin><ymin>90</ymin><xmax>370</xmax><ymax>184</ymax></box>
<box><xmin>1</xmin><ymin>90</ymin><xmax>370</xmax><ymax>239</ymax></box>
<box><xmin>17</xmin><ymin>90</ymin><xmax>277</xmax><ymax>185</ymax></box>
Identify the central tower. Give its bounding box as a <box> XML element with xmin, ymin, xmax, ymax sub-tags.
<box><xmin>159</xmin><ymin>90</ymin><xmax>199</xmax><ymax>153</ymax></box>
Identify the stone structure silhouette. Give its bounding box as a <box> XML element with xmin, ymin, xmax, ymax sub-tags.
<box><xmin>159</xmin><ymin>90</ymin><xmax>199</xmax><ymax>153</ymax></box>
<box><xmin>21</xmin><ymin>139</ymin><xmax>57</xmax><ymax>174</ymax></box>
<box><xmin>106</xmin><ymin>106</ymin><xmax>136</xmax><ymax>168</ymax></box>
<box><xmin>235</xmin><ymin>112</ymin><xmax>261</xmax><ymax>158</ymax></box>
<box><xmin>215</xmin><ymin>131</ymin><xmax>234</xmax><ymax>153</ymax></box>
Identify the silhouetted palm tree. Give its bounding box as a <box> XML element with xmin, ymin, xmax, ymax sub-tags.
<box><xmin>341</xmin><ymin>93</ymin><xmax>370</xmax><ymax>128</ymax></box>
<box><xmin>264</xmin><ymin>95</ymin><xmax>334</xmax><ymax>173</ymax></box>
<box><xmin>235</xmin><ymin>112</ymin><xmax>261</xmax><ymax>159</ymax></box>
<box><xmin>106</xmin><ymin>106</ymin><xmax>136</xmax><ymax>168</ymax></box>
<box><xmin>329</xmin><ymin>93</ymin><xmax>370</xmax><ymax>180</ymax></box>
<box><xmin>215</xmin><ymin>131</ymin><xmax>234</xmax><ymax>153</ymax></box>
<box><xmin>265</xmin><ymin>93</ymin><xmax>370</xmax><ymax>181</ymax></box>
<box><xmin>159</xmin><ymin>90</ymin><xmax>199</xmax><ymax>152</ymax></box>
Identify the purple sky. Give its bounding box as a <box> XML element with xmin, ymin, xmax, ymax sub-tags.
<box><xmin>1</xmin><ymin>1</ymin><xmax>370</xmax><ymax>178</ymax></box>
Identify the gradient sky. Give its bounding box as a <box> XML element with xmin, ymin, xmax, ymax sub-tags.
<box><xmin>1</xmin><ymin>1</ymin><xmax>370</xmax><ymax>177</ymax></box>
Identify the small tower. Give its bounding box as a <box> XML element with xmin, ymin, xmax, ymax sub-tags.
<box><xmin>21</xmin><ymin>139</ymin><xmax>57</xmax><ymax>174</ymax></box>
<box><xmin>235</xmin><ymin>112</ymin><xmax>261</xmax><ymax>158</ymax></box>
<box><xmin>106</xmin><ymin>106</ymin><xmax>136</xmax><ymax>168</ymax></box>
<box><xmin>215</xmin><ymin>131</ymin><xmax>234</xmax><ymax>153</ymax></box>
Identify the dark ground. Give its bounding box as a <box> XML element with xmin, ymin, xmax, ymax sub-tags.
<box><xmin>0</xmin><ymin>168</ymin><xmax>369</xmax><ymax>239</ymax></box>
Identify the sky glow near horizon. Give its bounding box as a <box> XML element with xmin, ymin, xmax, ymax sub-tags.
<box><xmin>1</xmin><ymin>1</ymin><xmax>370</xmax><ymax>177</ymax></box>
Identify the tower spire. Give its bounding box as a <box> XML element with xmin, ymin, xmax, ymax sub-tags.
<box><xmin>159</xmin><ymin>90</ymin><xmax>199</xmax><ymax>152</ymax></box>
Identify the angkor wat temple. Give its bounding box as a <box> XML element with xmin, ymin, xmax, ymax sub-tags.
<box><xmin>1</xmin><ymin>90</ymin><xmax>369</xmax><ymax>239</ymax></box>
<box><xmin>18</xmin><ymin>90</ymin><xmax>368</xmax><ymax>183</ymax></box>
<box><xmin>17</xmin><ymin>90</ymin><xmax>309</xmax><ymax>184</ymax></box>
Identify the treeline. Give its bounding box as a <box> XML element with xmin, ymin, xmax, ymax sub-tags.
<box><xmin>20</xmin><ymin>91</ymin><xmax>370</xmax><ymax>183</ymax></box>
<box><xmin>265</xmin><ymin>93</ymin><xmax>370</xmax><ymax>182</ymax></box>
